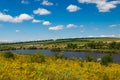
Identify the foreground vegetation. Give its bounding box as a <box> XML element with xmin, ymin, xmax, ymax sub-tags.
<box><xmin>0</xmin><ymin>52</ymin><xmax>120</xmax><ymax>80</ymax></box>
<box><xmin>0</xmin><ymin>37</ymin><xmax>120</xmax><ymax>54</ymax></box>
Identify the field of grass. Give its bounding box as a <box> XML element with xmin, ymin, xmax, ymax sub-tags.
<box><xmin>0</xmin><ymin>52</ymin><xmax>120</xmax><ymax>80</ymax></box>
<box><xmin>0</xmin><ymin>37</ymin><xmax>120</xmax><ymax>54</ymax></box>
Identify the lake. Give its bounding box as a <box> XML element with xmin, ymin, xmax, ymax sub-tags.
<box><xmin>2</xmin><ymin>49</ymin><xmax>120</xmax><ymax>63</ymax></box>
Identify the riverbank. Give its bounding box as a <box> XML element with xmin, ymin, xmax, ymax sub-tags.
<box><xmin>0</xmin><ymin>47</ymin><xmax>120</xmax><ymax>54</ymax></box>
<box><xmin>0</xmin><ymin>52</ymin><xmax>120</xmax><ymax>80</ymax></box>
<box><xmin>0</xmin><ymin>38</ymin><xmax>120</xmax><ymax>54</ymax></box>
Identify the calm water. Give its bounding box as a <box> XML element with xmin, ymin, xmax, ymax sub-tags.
<box><xmin>3</xmin><ymin>49</ymin><xmax>120</xmax><ymax>63</ymax></box>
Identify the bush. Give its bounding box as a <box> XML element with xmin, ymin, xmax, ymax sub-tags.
<box><xmin>3</xmin><ymin>52</ymin><xmax>14</xmax><ymax>59</ymax></box>
<box><xmin>84</xmin><ymin>55</ymin><xmax>95</xmax><ymax>62</ymax></box>
<box><xmin>66</xmin><ymin>43</ymin><xmax>77</xmax><ymax>49</ymax></box>
<box><xmin>30</xmin><ymin>52</ymin><xmax>46</xmax><ymax>63</ymax></box>
<box><xmin>101</xmin><ymin>54</ymin><xmax>113</xmax><ymax>66</ymax></box>
<box><xmin>54</xmin><ymin>53</ymin><xmax>66</xmax><ymax>59</ymax></box>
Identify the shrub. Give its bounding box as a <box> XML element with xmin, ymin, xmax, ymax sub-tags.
<box><xmin>3</xmin><ymin>52</ymin><xmax>14</xmax><ymax>59</ymax></box>
<box><xmin>54</xmin><ymin>53</ymin><xmax>66</xmax><ymax>59</ymax></box>
<box><xmin>101</xmin><ymin>54</ymin><xmax>113</xmax><ymax>66</ymax></box>
<box><xmin>66</xmin><ymin>43</ymin><xmax>77</xmax><ymax>49</ymax></box>
<box><xmin>30</xmin><ymin>52</ymin><xmax>46</xmax><ymax>63</ymax></box>
<box><xmin>84</xmin><ymin>55</ymin><xmax>95</xmax><ymax>62</ymax></box>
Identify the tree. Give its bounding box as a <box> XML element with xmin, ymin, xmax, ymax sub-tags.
<box><xmin>67</xmin><ymin>43</ymin><xmax>77</xmax><ymax>49</ymax></box>
<box><xmin>108</xmin><ymin>42</ymin><xmax>116</xmax><ymax>49</ymax></box>
<box><xmin>101</xmin><ymin>54</ymin><xmax>113</xmax><ymax>66</ymax></box>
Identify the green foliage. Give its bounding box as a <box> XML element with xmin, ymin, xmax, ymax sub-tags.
<box><xmin>108</xmin><ymin>42</ymin><xmax>120</xmax><ymax>49</ymax></box>
<box><xmin>86</xmin><ymin>41</ymin><xmax>105</xmax><ymax>49</ymax></box>
<box><xmin>67</xmin><ymin>43</ymin><xmax>77</xmax><ymax>49</ymax></box>
<box><xmin>3</xmin><ymin>52</ymin><xmax>14</xmax><ymax>59</ymax></box>
<box><xmin>30</xmin><ymin>52</ymin><xmax>46</xmax><ymax>63</ymax></box>
<box><xmin>54</xmin><ymin>53</ymin><xmax>66</xmax><ymax>59</ymax></box>
<box><xmin>108</xmin><ymin>42</ymin><xmax>116</xmax><ymax>49</ymax></box>
<box><xmin>84</xmin><ymin>55</ymin><xmax>95</xmax><ymax>62</ymax></box>
<box><xmin>101</xmin><ymin>54</ymin><xmax>113</xmax><ymax>66</ymax></box>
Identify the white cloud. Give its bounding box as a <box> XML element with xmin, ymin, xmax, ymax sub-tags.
<box><xmin>21</xmin><ymin>0</ymin><xmax>29</xmax><ymax>4</ymax></box>
<box><xmin>49</xmin><ymin>25</ymin><xmax>63</xmax><ymax>30</ymax></box>
<box><xmin>100</xmin><ymin>34</ymin><xmax>116</xmax><ymax>37</ymax></box>
<box><xmin>66</xmin><ymin>4</ymin><xmax>80</xmax><ymax>12</ymax></box>
<box><xmin>0</xmin><ymin>12</ymin><xmax>33</xmax><ymax>23</ymax></box>
<box><xmin>42</xmin><ymin>21</ymin><xmax>51</xmax><ymax>26</ymax></box>
<box><xmin>78</xmin><ymin>0</ymin><xmax>120</xmax><ymax>12</ymax></box>
<box><xmin>0</xmin><ymin>40</ymin><xmax>13</xmax><ymax>42</ymax></box>
<box><xmin>109</xmin><ymin>24</ymin><xmax>120</xmax><ymax>28</ymax></box>
<box><xmin>33</xmin><ymin>8</ymin><xmax>51</xmax><ymax>15</ymax></box>
<box><xmin>0</xmin><ymin>13</ymin><xmax>13</xmax><ymax>22</ymax></box>
<box><xmin>41</xmin><ymin>0</ymin><xmax>53</xmax><ymax>6</ymax></box>
<box><xmin>66</xmin><ymin>24</ymin><xmax>77</xmax><ymax>28</ymax></box>
<box><xmin>16</xmin><ymin>30</ymin><xmax>20</xmax><ymax>33</ymax></box>
<box><xmin>97</xmin><ymin>2</ymin><xmax>116</xmax><ymax>12</ymax></box>
<box><xmin>32</xmin><ymin>19</ymin><xmax>41</xmax><ymax>23</ymax></box>
<box><xmin>87</xmin><ymin>34</ymin><xmax>120</xmax><ymax>38</ymax></box>
<box><xmin>88</xmin><ymin>35</ymin><xmax>96</xmax><ymax>37</ymax></box>
<box><xmin>32</xmin><ymin>19</ymin><xmax>51</xmax><ymax>25</ymax></box>
<box><xmin>12</xmin><ymin>14</ymin><xmax>33</xmax><ymax>23</ymax></box>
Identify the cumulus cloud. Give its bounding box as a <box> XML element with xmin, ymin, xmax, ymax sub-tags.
<box><xmin>78</xmin><ymin>0</ymin><xmax>120</xmax><ymax>12</ymax></box>
<box><xmin>16</xmin><ymin>30</ymin><xmax>20</xmax><ymax>33</ymax></box>
<box><xmin>109</xmin><ymin>24</ymin><xmax>120</xmax><ymax>28</ymax></box>
<box><xmin>49</xmin><ymin>25</ymin><xmax>63</xmax><ymax>30</ymax></box>
<box><xmin>33</xmin><ymin>8</ymin><xmax>51</xmax><ymax>15</ymax></box>
<box><xmin>42</xmin><ymin>21</ymin><xmax>51</xmax><ymax>26</ymax></box>
<box><xmin>32</xmin><ymin>19</ymin><xmax>41</xmax><ymax>23</ymax></box>
<box><xmin>21</xmin><ymin>0</ymin><xmax>29</xmax><ymax>4</ymax></box>
<box><xmin>66</xmin><ymin>24</ymin><xmax>77</xmax><ymax>28</ymax></box>
<box><xmin>0</xmin><ymin>12</ymin><xmax>33</xmax><ymax>23</ymax></box>
<box><xmin>32</xmin><ymin>19</ymin><xmax>51</xmax><ymax>25</ymax></box>
<box><xmin>12</xmin><ymin>14</ymin><xmax>33</xmax><ymax>23</ymax></box>
<box><xmin>66</xmin><ymin>4</ymin><xmax>80</xmax><ymax>12</ymax></box>
<box><xmin>41</xmin><ymin>0</ymin><xmax>53</xmax><ymax>6</ymax></box>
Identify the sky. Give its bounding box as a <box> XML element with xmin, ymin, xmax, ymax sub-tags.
<box><xmin>0</xmin><ymin>0</ymin><xmax>120</xmax><ymax>42</ymax></box>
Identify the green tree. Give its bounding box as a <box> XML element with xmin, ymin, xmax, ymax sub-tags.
<box><xmin>101</xmin><ymin>54</ymin><xmax>113</xmax><ymax>66</ymax></box>
<box><xmin>67</xmin><ymin>43</ymin><xmax>77</xmax><ymax>49</ymax></box>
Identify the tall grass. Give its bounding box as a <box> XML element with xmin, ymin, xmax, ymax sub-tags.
<box><xmin>0</xmin><ymin>52</ymin><xmax>120</xmax><ymax>80</ymax></box>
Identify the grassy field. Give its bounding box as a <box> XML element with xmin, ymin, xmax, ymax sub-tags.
<box><xmin>0</xmin><ymin>37</ymin><xmax>120</xmax><ymax>54</ymax></box>
<box><xmin>0</xmin><ymin>52</ymin><xmax>120</xmax><ymax>80</ymax></box>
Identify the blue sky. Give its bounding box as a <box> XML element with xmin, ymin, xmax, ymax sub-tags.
<box><xmin>0</xmin><ymin>0</ymin><xmax>120</xmax><ymax>42</ymax></box>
